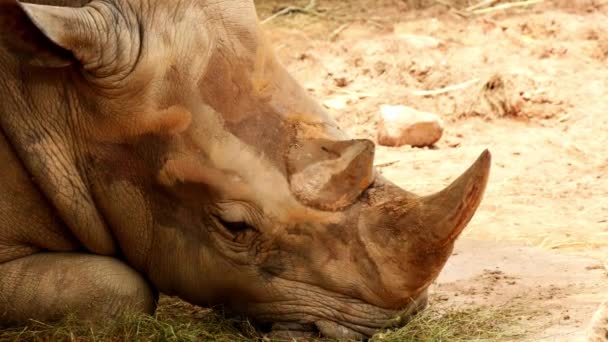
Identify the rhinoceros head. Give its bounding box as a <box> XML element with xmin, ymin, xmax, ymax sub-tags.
<box><xmin>0</xmin><ymin>0</ymin><xmax>490</xmax><ymax>338</ymax></box>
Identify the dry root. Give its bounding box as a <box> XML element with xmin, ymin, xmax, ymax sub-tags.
<box><xmin>432</xmin><ymin>0</ymin><xmax>544</xmax><ymax>17</ymax></box>
<box><xmin>261</xmin><ymin>0</ymin><xmax>320</xmax><ymax>25</ymax></box>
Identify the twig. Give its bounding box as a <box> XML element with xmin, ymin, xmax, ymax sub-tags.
<box><xmin>471</xmin><ymin>0</ymin><xmax>544</xmax><ymax>15</ymax></box>
<box><xmin>556</xmin><ymin>113</ymin><xmax>570</xmax><ymax>122</ymax></box>
<box><xmin>433</xmin><ymin>0</ymin><xmax>470</xmax><ymax>17</ymax></box>
<box><xmin>261</xmin><ymin>0</ymin><xmax>318</xmax><ymax>25</ymax></box>
<box><xmin>549</xmin><ymin>241</ymin><xmax>605</xmax><ymax>249</ymax></box>
<box><xmin>466</xmin><ymin>0</ymin><xmax>500</xmax><ymax>12</ymax></box>
<box><xmin>331</xmin><ymin>87</ymin><xmax>378</xmax><ymax>98</ymax></box>
<box><xmin>411</xmin><ymin>78</ymin><xmax>480</xmax><ymax>97</ymax></box>
<box><xmin>376</xmin><ymin>160</ymin><xmax>401</xmax><ymax>168</ymax></box>
<box><xmin>28</xmin><ymin>319</ymin><xmax>53</xmax><ymax>328</ymax></box>
<box><xmin>329</xmin><ymin>23</ymin><xmax>350</xmax><ymax>42</ymax></box>
<box><xmin>436</xmin><ymin>0</ymin><xmax>544</xmax><ymax>17</ymax></box>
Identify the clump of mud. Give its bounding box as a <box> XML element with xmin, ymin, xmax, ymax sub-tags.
<box><xmin>459</xmin><ymin>73</ymin><xmax>566</xmax><ymax>121</ymax></box>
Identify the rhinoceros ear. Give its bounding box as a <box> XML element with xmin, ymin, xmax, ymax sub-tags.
<box><xmin>0</xmin><ymin>1</ymin><xmax>96</xmax><ymax>67</ymax></box>
<box><xmin>288</xmin><ymin>138</ymin><xmax>375</xmax><ymax>211</ymax></box>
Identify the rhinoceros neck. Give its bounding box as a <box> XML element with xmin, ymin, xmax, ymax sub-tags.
<box><xmin>0</xmin><ymin>125</ymin><xmax>81</xmax><ymax>263</ymax></box>
<box><xmin>0</xmin><ymin>62</ymin><xmax>118</xmax><ymax>257</ymax></box>
<box><xmin>143</xmin><ymin>223</ymin><xmax>218</xmax><ymax>304</ymax></box>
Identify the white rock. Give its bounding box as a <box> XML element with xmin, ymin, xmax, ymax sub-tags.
<box><xmin>377</xmin><ymin>105</ymin><xmax>444</xmax><ymax>147</ymax></box>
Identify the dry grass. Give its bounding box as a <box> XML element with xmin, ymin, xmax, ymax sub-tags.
<box><xmin>0</xmin><ymin>296</ymin><xmax>535</xmax><ymax>341</ymax></box>
<box><xmin>372</xmin><ymin>302</ymin><xmax>535</xmax><ymax>342</ymax></box>
<box><xmin>0</xmin><ymin>297</ymin><xmax>257</xmax><ymax>342</ymax></box>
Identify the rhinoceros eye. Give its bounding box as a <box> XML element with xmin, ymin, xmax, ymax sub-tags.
<box><xmin>213</xmin><ymin>214</ymin><xmax>256</xmax><ymax>235</ymax></box>
<box><xmin>218</xmin><ymin>217</ymin><xmax>255</xmax><ymax>233</ymax></box>
<box><xmin>213</xmin><ymin>202</ymin><xmax>259</xmax><ymax>240</ymax></box>
<box><xmin>215</xmin><ymin>216</ymin><xmax>258</xmax><ymax>244</ymax></box>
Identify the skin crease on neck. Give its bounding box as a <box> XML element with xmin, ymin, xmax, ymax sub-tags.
<box><xmin>0</xmin><ymin>0</ymin><xmax>491</xmax><ymax>338</ymax></box>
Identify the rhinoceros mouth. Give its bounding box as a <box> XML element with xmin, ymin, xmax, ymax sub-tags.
<box><xmin>314</xmin><ymin>320</ymin><xmax>369</xmax><ymax>339</ymax></box>
<box><xmin>244</xmin><ymin>293</ymin><xmax>428</xmax><ymax>339</ymax></box>
<box><xmin>263</xmin><ymin>319</ymin><xmax>379</xmax><ymax>340</ymax></box>
<box><xmin>262</xmin><ymin>320</ymin><xmax>367</xmax><ymax>340</ymax></box>
<box><xmin>244</xmin><ymin>305</ymin><xmax>389</xmax><ymax>338</ymax></box>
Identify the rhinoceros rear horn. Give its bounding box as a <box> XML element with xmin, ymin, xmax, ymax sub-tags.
<box><xmin>0</xmin><ymin>1</ymin><xmax>97</xmax><ymax>67</ymax></box>
<box><xmin>288</xmin><ymin>138</ymin><xmax>375</xmax><ymax>211</ymax></box>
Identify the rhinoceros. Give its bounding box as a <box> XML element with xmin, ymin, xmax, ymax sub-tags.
<box><xmin>0</xmin><ymin>0</ymin><xmax>491</xmax><ymax>338</ymax></box>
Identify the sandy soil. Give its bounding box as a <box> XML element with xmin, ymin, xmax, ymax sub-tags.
<box><xmin>436</xmin><ymin>239</ymin><xmax>608</xmax><ymax>341</ymax></box>
<box><xmin>256</xmin><ymin>0</ymin><xmax>608</xmax><ymax>339</ymax></box>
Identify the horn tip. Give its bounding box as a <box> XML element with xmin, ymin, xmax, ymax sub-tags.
<box><xmin>476</xmin><ymin>148</ymin><xmax>492</xmax><ymax>177</ymax></box>
<box><xmin>465</xmin><ymin>149</ymin><xmax>491</xmax><ymax>193</ymax></box>
<box><xmin>479</xmin><ymin>148</ymin><xmax>491</xmax><ymax>163</ymax></box>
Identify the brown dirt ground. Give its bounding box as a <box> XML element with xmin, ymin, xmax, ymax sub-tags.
<box><xmin>255</xmin><ymin>0</ymin><xmax>608</xmax><ymax>340</ymax></box>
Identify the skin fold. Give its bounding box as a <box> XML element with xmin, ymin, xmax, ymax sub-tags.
<box><xmin>0</xmin><ymin>0</ymin><xmax>491</xmax><ymax>338</ymax></box>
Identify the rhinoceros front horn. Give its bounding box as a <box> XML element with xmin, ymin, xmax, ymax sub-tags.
<box><xmin>287</xmin><ymin>139</ymin><xmax>375</xmax><ymax>211</ymax></box>
<box><xmin>417</xmin><ymin>149</ymin><xmax>491</xmax><ymax>245</ymax></box>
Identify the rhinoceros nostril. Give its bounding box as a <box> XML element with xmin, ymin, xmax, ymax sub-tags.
<box><xmin>243</xmin><ymin>319</ymin><xmax>267</xmax><ymax>333</ymax></box>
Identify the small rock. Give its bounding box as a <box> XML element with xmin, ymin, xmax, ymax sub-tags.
<box><xmin>322</xmin><ymin>97</ymin><xmax>348</xmax><ymax>110</ymax></box>
<box><xmin>377</xmin><ymin>105</ymin><xmax>444</xmax><ymax>147</ymax></box>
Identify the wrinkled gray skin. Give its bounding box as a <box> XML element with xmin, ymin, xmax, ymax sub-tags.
<box><xmin>0</xmin><ymin>0</ymin><xmax>491</xmax><ymax>339</ymax></box>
